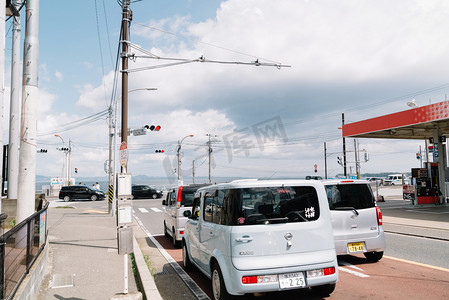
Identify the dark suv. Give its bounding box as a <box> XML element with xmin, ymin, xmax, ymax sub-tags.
<box><xmin>132</xmin><ymin>185</ymin><xmax>163</xmax><ymax>199</ymax></box>
<box><xmin>59</xmin><ymin>185</ymin><xmax>106</xmax><ymax>202</ymax></box>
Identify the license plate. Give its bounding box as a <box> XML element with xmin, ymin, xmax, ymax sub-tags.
<box><xmin>348</xmin><ymin>242</ymin><xmax>365</xmax><ymax>253</ymax></box>
<box><xmin>279</xmin><ymin>272</ymin><xmax>305</xmax><ymax>289</ymax></box>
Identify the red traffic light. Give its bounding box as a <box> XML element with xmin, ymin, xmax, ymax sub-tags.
<box><xmin>146</xmin><ymin>125</ymin><xmax>161</xmax><ymax>131</ymax></box>
<box><xmin>155</xmin><ymin>150</ymin><xmax>164</xmax><ymax>153</ymax></box>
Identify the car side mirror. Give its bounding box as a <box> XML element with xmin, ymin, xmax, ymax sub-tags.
<box><xmin>162</xmin><ymin>200</ymin><xmax>166</xmax><ymax>206</ymax></box>
<box><xmin>183</xmin><ymin>210</ymin><xmax>192</xmax><ymax>218</ymax></box>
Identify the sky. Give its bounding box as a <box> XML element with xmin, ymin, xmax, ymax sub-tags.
<box><xmin>3</xmin><ymin>0</ymin><xmax>449</xmax><ymax>185</ymax></box>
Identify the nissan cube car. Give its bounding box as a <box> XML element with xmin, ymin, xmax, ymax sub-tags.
<box><xmin>182</xmin><ymin>179</ymin><xmax>338</xmax><ymax>300</ymax></box>
<box><xmin>323</xmin><ymin>179</ymin><xmax>386</xmax><ymax>261</ymax></box>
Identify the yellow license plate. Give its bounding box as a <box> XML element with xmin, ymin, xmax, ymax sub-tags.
<box><xmin>348</xmin><ymin>242</ymin><xmax>365</xmax><ymax>253</ymax></box>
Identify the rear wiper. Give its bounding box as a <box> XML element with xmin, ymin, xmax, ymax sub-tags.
<box><xmin>333</xmin><ymin>207</ymin><xmax>359</xmax><ymax>216</ymax></box>
<box><xmin>255</xmin><ymin>217</ymin><xmax>289</xmax><ymax>224</ymax></box>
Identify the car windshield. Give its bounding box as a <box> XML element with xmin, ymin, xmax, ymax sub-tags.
<box><xmin>232</xmin><ymin>186</ymin><xmax>320</xmax><ymax>225</ymax></box>
<box><xmin>325</xmin><ymin>184</ymin><xmax>375</xmax><ymax>210</ymax></box>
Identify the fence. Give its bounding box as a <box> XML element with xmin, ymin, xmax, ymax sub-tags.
<box><xmin>0</xmin><ymin>202</ymin><xmax>49</xmax><ymax>300</ymax></box>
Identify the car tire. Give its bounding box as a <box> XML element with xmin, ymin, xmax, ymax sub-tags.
<box><xmin>63</xmin><ymin>195</ymin><xmax>71</xmax><ymax>202</ymax></box>
<box><xmin>212</xmin><ymin>263</ymin><xmax>233</xmax><ymax>300</ymax></box>
<box><xmin>172</xmin><ymin>227</ymin><xmax>180</xmax><ymax>248</ymax></box>
<box><xmin>182</xmin><ymin>241</ymin><xmax>193</xmax><ymax>271</ymax></box>
<box><xmin>91</xmin><ymin>195</ymin><xmax>98</xmax><ymax>201</ymax></box>
<box><xmin>312</xmin><ymin>283</ymin><xmax>336</xmax><ymax>297</ymax></box>
<box><xmin>152</xmin><ymin>194</ymin><xmax>157</xmax><ymax>199</ymax></box>
<box><xmin>364</xmin><ymin>251</ymin><xmax>383</xmax><ymax>262</ymax></box>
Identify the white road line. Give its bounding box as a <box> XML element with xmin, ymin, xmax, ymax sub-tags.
<box><xmin>133</xmin><ymin>215</ymin><xmax>210</xmax><ymax>300</ymax></box>
<box><xmin>138</xmin><ymin>208</ymin><xmax>149</xmax><ymax>213</ymax></box>
<box><xmin>338</xmin><ymin>266</ymin><xmax>370</xmax><ymax>278</ymax></box>
<box><xmin>151</xmin><ymin>208</ymin><xmax>162</xmax><ymax>213</ymax></box>
<box><xmin>339</xmin><ymin>260</ymin><xmax>365</xmax><ymax>272</ymax></box>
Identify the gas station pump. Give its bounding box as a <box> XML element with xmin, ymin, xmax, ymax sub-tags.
<box><xmin>412</xmin><ymin>163</ymin><xmax>440</xmax><ymax>205</ymax></box>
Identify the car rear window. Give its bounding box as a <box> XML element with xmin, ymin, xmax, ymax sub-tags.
<box><xmin>181</xmin><ymin>189</ymin><xmax>196</xmax><ymax>206</ymax></box>
<box><xmin>325</xmin><ymin>184</ymin><xmax>375</xmax><ymax>210</ymax></box>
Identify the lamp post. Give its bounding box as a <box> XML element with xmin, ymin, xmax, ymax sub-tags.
<box><xmin>54</xmin><ymin>134</ymin><xmax>65</xmax><ymax>181</ymax></box>
<box><xmin>55</xmin><ymin>134</ymin><xmax>72</xmax><ymax>185</ymax></box>
<box><xmin>177</xmin><ymin>134</ymin><xmax>194</xmax><ymax>184</ymax></box>
<box><xmin>109</xmin><ymin>87</ymin><xmax>157</xmax><ymax>214</ymax></box>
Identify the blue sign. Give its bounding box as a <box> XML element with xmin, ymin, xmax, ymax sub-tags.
<box><xmin>433</xmin><ymin>143</ymin><xmax>439</xmax><ymax>158</ymax></box>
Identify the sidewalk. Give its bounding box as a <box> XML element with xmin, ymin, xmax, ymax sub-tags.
<box><xmin>35</xmin><ymin>200</ymin><xmax>142</xmax><ymax>300</ymax></box>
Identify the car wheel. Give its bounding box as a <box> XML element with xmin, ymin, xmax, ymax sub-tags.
<box><xmin>63</xmin><ymin>195</ymin><xmax>71</xmax><ymax>202</ymax></box>
<box><xmin>211</xmin><ymin>263</ymin><xmax>233</xmax><ymax>300</ymax></box>
<box><xmin>152</xmin><ymin>194</ymin><xmax>157</xmax><ymax>199</ymax></box>
<box><xmin>172</xmin><ymin>228</ymin><xmax>180</xmax><ymax>248</ymax></box>
<box><xmin>182</xmin><ymin>241</ymin><xmax>193</xmax><ymax>271</ymax></box>
<box><xmin>312</xmin><ymin>283</ymin><xmax>336</xmax><ymax>297</ymax></box>
<box><xmin>91</xmin><ymin>195</ymin><xmax>98</xmax><ymax>201</ymax></box>
<box><xmin>364</xmin><ymin>251</ymin><xmax>383</xmax><ymax>262</ymax></box>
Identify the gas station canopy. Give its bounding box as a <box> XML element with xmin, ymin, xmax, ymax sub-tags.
<box><xmin>342</xmin><ymin>101</ymin><xmax>449</xmax><ymax>139</ymax></box>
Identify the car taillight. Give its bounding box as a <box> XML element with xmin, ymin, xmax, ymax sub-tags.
<box><xmin>376</xmin><ymin>206</ymin><xmax>383</xmax><ymax>226</ymax></box>
<box><xmin>176</xmin><ymin>186</ymin><xmax>183</xmax><ymax>208</ymax></box>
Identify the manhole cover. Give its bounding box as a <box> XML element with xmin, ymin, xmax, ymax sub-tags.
<box><xmin>51</xmin><ymin>274</ymin><xmax>75</xmax><ymax>289</ymax></box>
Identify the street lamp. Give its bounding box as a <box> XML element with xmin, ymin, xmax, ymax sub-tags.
<box><xmin>55</xmin><ymin>134</ymin><xmax>72</xmax><ymax>185</ymax></box>
<box><xmin>54</xmin><ymin>134</ymin><xmax>65</xmax><ymax>180</ymax></box>
<box><xmin>177</xmin><ymin>134</ymin><xmax>194</xmax><ymax>184</ymax></box>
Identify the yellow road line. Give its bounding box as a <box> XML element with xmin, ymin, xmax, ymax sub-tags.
<box><xmin>384</xmin><ymin>255</ymin><xmax>449</xmax><ymax>273</ymax></box>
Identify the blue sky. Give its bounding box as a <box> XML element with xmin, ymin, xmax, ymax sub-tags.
<box><xmin>4</xmin><ymin>0</ymin><xmax>449</xmax><ymax>184</ymax></box>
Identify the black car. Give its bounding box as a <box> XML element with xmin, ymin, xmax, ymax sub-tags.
<box><xmin>132</xmin><ymin>185</ymin><xmax>163</xmax><ymax>199</ymax></box>
<box><xmin>59</xmin><ymin>185</ymin><xmax>106</xmax><ymax>202</ymax></box>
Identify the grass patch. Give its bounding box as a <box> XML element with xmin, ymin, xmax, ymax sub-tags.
<box><xmin>54</xmin><ymin>206</ymin><xmax>75</xmax><ymax>209</ymax></box>
<box><xmin>129</xmin><ymin>253</ymin><xmax>144</xmax><ymax>293</ymax></box>
<box><xmin>144</xmin><ymin>255</ymin><xmax>157</xmax><ymax>276</ymax></box>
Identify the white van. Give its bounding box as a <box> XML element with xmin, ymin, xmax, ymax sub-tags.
<box><xmin>162</xmin><ymin>184</ymin><xmax>210</xmax><ymax>247</ymax></box>
<box><xmin>384</xmin><ymin>174</ymin><xmax>408</xmax><ymax>185</ymax></box>
<box><xmin>323</xmin><ymin>179</ymin><xmax>386</xmax><ymax>261</ymax></box>
<box><xmin>183</xmin><ymin>180</ymin><xmax>338</xmax><ymax>299</ymax></box>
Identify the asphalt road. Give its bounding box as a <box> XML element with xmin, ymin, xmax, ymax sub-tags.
<box><xmin>130</xmin><ymin>195</ymin><xmax>449</xmax><ymax>299</ymax></box>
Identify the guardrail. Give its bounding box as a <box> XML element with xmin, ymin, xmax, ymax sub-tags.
<box><xmin>0</xmin><ymin>202</ymin><xmax>49</xmax><ymax>300</ymax></box>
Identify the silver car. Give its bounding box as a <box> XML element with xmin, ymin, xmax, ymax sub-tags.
<box><xmin>324</xmin><ymin>179</ymin><xmax>386</xmax><ymax>261</ymax></box>
<box><xmin>183</xmin><ymin>180</ymin><xmax>338</xmax><ymax>300</ymax></box>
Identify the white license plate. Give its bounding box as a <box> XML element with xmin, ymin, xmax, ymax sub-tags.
<box><xmin>279</xmin><ymin>272</ymin><xmax>305</xmax><ymax>289</ymax></box>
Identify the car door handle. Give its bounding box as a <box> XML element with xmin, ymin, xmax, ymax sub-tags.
<box><xmin>236</xmin><ymin>236</ymin><xmax>252</xmax><ymax>243</ymax></box>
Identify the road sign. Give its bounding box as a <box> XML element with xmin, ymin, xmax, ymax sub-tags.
<box><xmin>119</xmin><ymin>142</ymin><xmax>128</xmax><ymax>167</ymax></box>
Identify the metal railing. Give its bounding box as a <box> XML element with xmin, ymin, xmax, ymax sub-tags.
<box><xmin>0</xmin><ymin>202</ymin><xmax>49</xmax><ymax>300</ymax></box>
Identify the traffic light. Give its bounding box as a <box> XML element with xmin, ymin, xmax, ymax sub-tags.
<box><xmin>145</xmin><ymin>125</ymin><xmax>161</xmax><ymax>131</ymax></box>
<box><xmin>337</xmin><ymin>156</ymin><xmax>342</xmax><ymax>166</ymax></box>
<box><xmin>37</xmin><ymin>149</ymin><xmax>47</xmax><ymax>153</ymax></box>
<box><xmin>155</xmin><ymin>150</ymin><xmax>165</xmax><ymax>153</ymax></box>
<box><xmin>416</xmin><ymin>152</ymin><xmax>421</xmax><ymax>160</ymax></box>
<box><xmin>58</xmin><ymin>147</ymin><xmax>69</xmax><ymax>151</ymax></box>
<box><xmin>75</xmin><ymin>168</ymin><xmax>78</xmax><ymax>173</ymax></box>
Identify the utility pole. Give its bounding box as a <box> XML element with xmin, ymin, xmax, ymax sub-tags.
<box><xmin>324</xmin><ymin>142</ymin><xmax>328</xmax><ymax>179</ymax></box>
<box><xmin>354</xmin><ymin>139</ymin><xmax>359</xmax><ymax>179</ymax></box>
<box><xmin>192</xmin><ymin>160</ymin><xmax>195</xmax><ymax>184</ymax></box>
<box><xmin>121</xmin><ymin>0</ymin><xmax>131</xmax><ymax>172</ymax></box>
<box><xmin>342</xmin><ymin>113</ymin><xmax>347</xmax><ymax>178</ymax></box>
<box><xmin>7</xmin><ymin>0</ymin><xmax>21</xmax><ymax>200</ymax></box>
<box><xmin>206</xmin><ymin>134</ymin><xmax>217</xmax><ymax>183</ymax></box>
<box><xmin>17</xmin><ymin>0</ymin><xmax>39</xmax><ymax>223</ymax></box>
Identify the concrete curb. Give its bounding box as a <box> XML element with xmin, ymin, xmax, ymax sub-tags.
<box><xmin>132</xmin><ymin>236</ymin><xmax>163</xmax><ymax>300</ymax></box>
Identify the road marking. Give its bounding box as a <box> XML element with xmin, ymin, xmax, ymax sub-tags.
<box><xmin>339</xmin><ymin>260</ymin><xmax>365</xmax><ymax>272</ymax></box>
<box><xmin>338</xmin><ymin>266</ymin><xmax>370</xmax><ymax>278</ymax></box>
<box><xmin>138</xmin><ymin>208</ymin><xmax>149</xmax><ymax>213</ymax></box>
<box><xmin>151</xmin><ymin>207</ymin><xmax>162</xmax><ymax>213</ymax></box>
<box><xmin>384</xmin><ymin>255</ymin><xmax>449</xmax><ymax>273</ymax></box>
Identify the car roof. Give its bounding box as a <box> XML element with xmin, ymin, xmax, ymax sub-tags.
<box><xmin>196</xmin><ymin>179</ymin><xmax>324</xmax><ymax>191</ymax></box>
<box><xmin>321</xmin><ymin>179</ymin><xmax>370</xmax><ymax>185</ymax></box>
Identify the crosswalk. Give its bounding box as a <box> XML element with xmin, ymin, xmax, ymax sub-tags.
<box><xmin>136</xmin><ymin>207</ymin><xmax>163</xmax><ymax>213</ymax></box>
